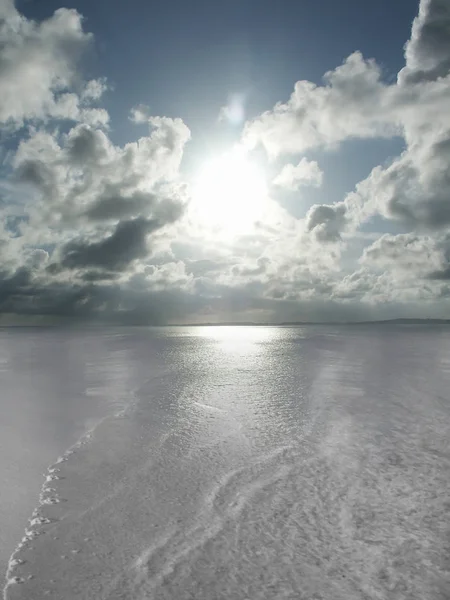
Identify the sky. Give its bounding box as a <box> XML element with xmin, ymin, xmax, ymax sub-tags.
<box><xmin>0</xmin><ymin>0</ymin><xmax>450</xmax><ymax>324</ymax></box>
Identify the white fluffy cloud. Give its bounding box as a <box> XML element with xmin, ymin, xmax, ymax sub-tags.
<box><xmin>273</xmin><ymin>158</ymin><xmax>323</xmax><ymax>191</ymax></box>
<box><xmin>0</xmin><ymin>1</ymin><xmax>109</xmax><ymax>128</ymax></box>
<box><xmin>360</xmin><ymin>233</ymin><xmax>447</xmax><ymax>276</ymax></box>
<box><xmin>354</xmin><ymin>74</ymin><xmax>450</xmax><ymax>230</ymax></box>
<box><xmin>245</xmin><ymin>0</ymin><xmax>450</xmax><ymax>238</ymax></box>
<box><xmin>243</xmin><ymin>52</ymin><xmax>399</xmax><ymax>158</ymax></box>
<box><xmin>236</xmin><ymin>0</ymin><xmax>450</xmax><ymax>317</ymax></box>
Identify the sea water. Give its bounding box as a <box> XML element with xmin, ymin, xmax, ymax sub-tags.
<box><xmin>2</xmin><ymin>325</ymin><xmax>450</xmax><ymax>599</ymax></box>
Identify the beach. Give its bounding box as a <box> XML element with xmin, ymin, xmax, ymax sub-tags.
<box><xmin>3</xmin><ymin>325</ymin><xmax>450</xmax><ymax>599</ymax></box>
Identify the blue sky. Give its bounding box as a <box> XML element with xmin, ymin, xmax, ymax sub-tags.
<box><xmin>1</xmin><ymin>0</ymin><xmax>450</xmax><ymax>323</ymax></box>
<box><xmin>20</xmin><ymin>0</ymin><xmax>416</xmax><ymax>142</ymax></box>
<box><xmin>21</xmin><ymin>1</ymin><xmax>417</xmax><ymax>115</ymax></box>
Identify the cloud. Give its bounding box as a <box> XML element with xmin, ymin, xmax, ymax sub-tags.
<box><xmin>5</xmin><ymin>116</ymin><xmax>192</xmax><ymax>303</ymax></box>
<box><xmin>59</xmin><ymin>218</ymin><xmax>162</xmax><ymax>271</ymax></box>
<box><xmin>243</xmin><ymin>51</ymin><xmax>398</xmax><ymax>158</ymax></box>
<box><xmin>355</xmin><ymin>107</ymin><xmax>450</xmax><ymax>229</ymax></box>
<box><xmin>219</xmin><ymin>94</ymin><xmax>246</xmax><ymax>125</ymax></box>
<box><xmin>231</xmin><ymin>257</ymin><xmax>271</xmax><ymax>277</ymax></box>
<box><xmin>12</xmin><ymin>118</ymin><xmax>190</xmax><ymax>229</ymax></box>
<box><xmin>245</xmin><ymin>0</ymin><xmax>450</xmax><ymax>241</ymax></box>
<box><xmin>305</xmin><ymin>203</ymin><xmax>347</xmax><ymax>243</ymax></box>
<box><xmin>273</xmin><ymin>158</ymin><xmax>323</xmax><ymax>191</ymax></box>
<box><xmin>0</xmin><ymin>3</ymin><xmax>193</xmax><ymax>322</ymax></box>
<box><xmin>358</xmin><ymin>232</ymin><xmax>450</xmax><ymax>287</ymax></box>
<box><xmin>26</xmin><ymin>248</ymin><xmax>49</xmax><ymax>270</ymax></box>
<box><xmin>399</xmin><ymin>0</ymin><xmax>450</xmax><ymax>84</ymax></box>
<box><xmin>2</xmin><ymin>0</ymin><xmax>450</xmax><ymax>324</ymax></box>
<box><xmin>82</xmin><ymin>78</ymin><xmax>108</xmax><ymax>102</ymax></box>
<box><xmin>360</xmin><ymin>233</ymin><xmax>446</xmax><ymax>275</ymax></box>
<box><xmin>129</xmin><ymin>104</ymin><xmax>152</xmax><ymax>124</ymax></box>
<box><xmin>428</xmin><ymin>267</ymin><xmax>450</xmax><ymax>280</ymax></box>
<box><xmin>0</xmin><ymin>2</ymin><xmax>107</xmax><ymax>127</ymax></box>
<box><xmin>135</xmin><ymin>261</ymin><xmax>193</xmax><ymax>292</ymax></box>
<box><xmin>84</xmin><ymin>189</ymin><xmax>159</xmax><ymax>222</ymax></box>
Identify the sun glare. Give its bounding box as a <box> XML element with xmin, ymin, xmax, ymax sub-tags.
<box><xmin>191</xmin><ymin>147</ymin><xmax>267</xmax><ymax>235</ymax></box>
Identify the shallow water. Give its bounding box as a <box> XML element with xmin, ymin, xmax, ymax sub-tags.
<box><xmin>3</xmin><ymin>325</ymin><xmax>450</xmax><ymax>599</ymax></box>
<box><xmin>0</xmin><ymin>328</ymin><xmax>137</xmax><ymax>583</ymax></box>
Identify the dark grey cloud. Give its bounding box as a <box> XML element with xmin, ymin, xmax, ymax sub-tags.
<box><xmin>427</xmin><ymin>267</ymin><xmax>450</xmax><ymax>280</ymax></box>
<box><xmin>66</xmin><ymin>125</ymin><xmax>110</xmax><ymax>165</ymax></box>
<box><xmin>0</xmin><ymin>258</ymin><xmax>449</xmax><ymax>324</ymax></box>
<box><xmin>60</xmin><ymin>217</ymin><xmax>161</xmax><ymax>271</ymax></box>
<box><xmin>10</xmin><ymin>115</ymin><xmax>190</xmax><ymax>233</ymax></box>
<box><xmin>80</xmin><ymin>270</ymin><xmax>118</xmax><ymax>282</ymax></box>
<box><xmin>0</xmin><ymin>267</ymin><xmax>32</xmax><ymax>307</ymax></box>
<box><xmin>400</xmin><ymin>0</ymin><xmax>450</xmax><ymax>84</ymax></box>
<box><xmin>305</xmin><ymin>204</ymin><xmax>347</xmax><ymax>242</ymax></box>
<box><xmin>85</xmin><ymin>188</ymin><xmax>184</xmax><ymax>223</ymax></box>
<box><xmin>0</xmin><ymin>267</ymin><xmax>200</xmax><ymax>324</ymax></box>
<box><xmin>15</xmin><ymin>159</ymin><xmax>56</xmax><ymax>199</ymax></box>
<box><xmin>85</xmin><ymin>189</ymin><xmax>158</xmax><ymax>221</ymax></box>
<box><xmin>381</xmin><ymin>141</ymin><xmax>450</xmax><ymax>229</ymax></box>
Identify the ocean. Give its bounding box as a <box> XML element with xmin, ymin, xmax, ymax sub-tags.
<box><xmin>1</xmin><ymin>325</ymin><xmax>450</xmax><ymax>599</ymax></box>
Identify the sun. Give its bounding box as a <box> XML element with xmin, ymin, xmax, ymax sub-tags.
<box><xmin>191</xmin><ymin>147</ymin><xmax>267</xmax><ymax>235</ymax></box>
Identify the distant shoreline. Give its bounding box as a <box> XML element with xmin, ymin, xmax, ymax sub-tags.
<box><xmin>1</xmin><ymin>318</ymin><xmax>449</xmax><ymax>328</ymax></box>
<box><xmin>171</xmin><ymin>319</ymin><xmax>450</xmax><ymax>327</ymax></box>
